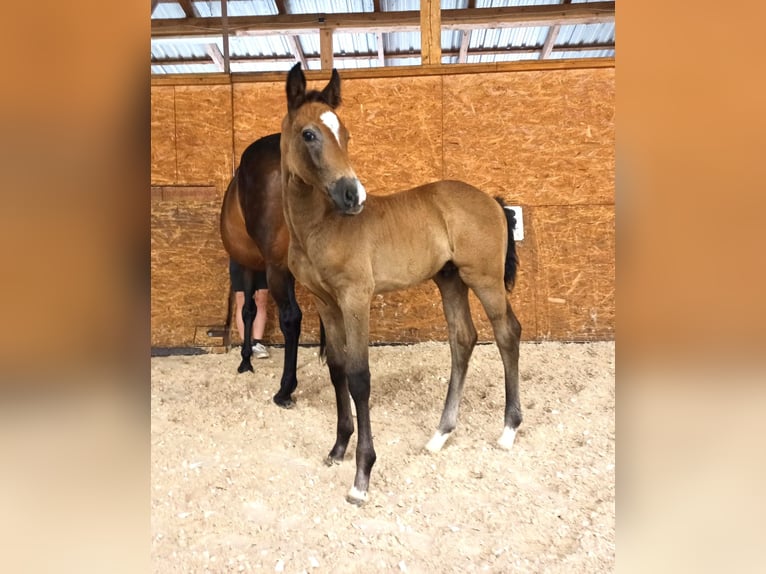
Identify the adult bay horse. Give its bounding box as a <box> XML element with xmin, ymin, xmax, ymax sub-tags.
<box><xmin>220</xmin><ymin>70</ymin><xmax>340</xmax><ymax>407</ymax></box>
<box><xmin>280</xmin><ymin>63</ymin><xmax>523</xmax><ymax>504</ymax></box>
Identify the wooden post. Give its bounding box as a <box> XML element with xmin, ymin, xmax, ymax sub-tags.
<box><xmin>220</xmin><ymin>0</ymin><xmax>230</xmax><ymax>74</ymax></box>
<box><xmin>320</xmin><ymin>27</ymin><xmax>334</xmax><ymax>70</ymax></box>
<box><xmin>420</xmin><ymin>0</ymin><xmax>441</xmax><ymax>66</ymax></box>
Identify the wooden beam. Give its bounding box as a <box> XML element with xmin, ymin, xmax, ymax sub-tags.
<box><xmin>540</xmin><ymin>25</ymin><xmax>560</xmax><ymax>60</ymax></box>
<box><xmin>275</xmin><ymin>1</ymin><xmax>307</xmax><ymax>68</ymax></box>
<box><xmin>457</xmin><ymin>0</ymin><xmax>476</xmax><ymax>64</ymax></box>
<box><xmin>221</xmin><ymin>0</ymin><xmax>230</xmax><ymax>74</ymax></box>
<box><xmin>540</xmin><ymin>0</ymin><xmax>569</xmax><ymax>61</ymax></box>
<box><xmin>177</xmin><ymin>0</ymin><xmax>195</xmax><ymax>18</ymax></box>
<box><xmin>442</xmin><ymin>3</ymin><xmax>613</xmax><ymax>30</ymax></box>
<box><xmin>458</xmin><ymin>30</ymin><xmax>471</xmax><ymax>64</ymax></box>
<box><xmin>320</xmin><ymin>28</ymin><xmax>334</xmax><ymax>70</ymax></box>
<box><xmin>420</xmin><ymin>0</ymin><xmax>441</xmax><ymax>65</ymax></box>
<box><xmin>152</xmin><ymin>57</ymin><xmax>615</xmax><ymax>86</ymax></box>
<box><xmin>286</xmin><ymin>35</ymin><xmax>308</xmax><ymax>68</ymax></box>
<box><xmin>376</xmin><ymin>32</ymin><xmax>385</xmax><ymax>67</ymax></box>
<box><xmin>151</xmin><ymin>42</ymin><xmax>616</xmax><ymax>68</ymax></box>
<box><xmin>206</xmin><ymin>44</ymin><xmax>225</xmax><ymax>71</ymax></box>
<box><xmin>151</xmin><ymin>3</ymin><xmax>615</xmax><ymax>39</ymax></box>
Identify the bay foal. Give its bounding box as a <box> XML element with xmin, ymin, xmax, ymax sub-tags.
<box><xmin>280</xmin><ymin>63</ymin><xmax>522</xmax><ymax>504</ymax></box>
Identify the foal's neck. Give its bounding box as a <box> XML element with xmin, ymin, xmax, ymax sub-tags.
<box><xmin>282</xmin><ymin>171</ymin><xmax>333</xmax><ymax>244</ymax></box>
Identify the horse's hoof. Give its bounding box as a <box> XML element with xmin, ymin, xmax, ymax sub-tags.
<box><xmin>345</xmin><ymin>486</ymin><xmax>368</xmax><ymax>506</ymax></box>
<box><xmin>425</xmin><ymin>431</ymin><xmax>451</xmax><ymax>453</ymax></box>
<box><xmin>237</xmin><ymin>361</ymin><xmax>254</xmax><ymax>374</ymax></box>
<box><xmin>324</xmin><ymin>455</ymin><xmax>342</xmax><ymax>467</ymax></box>
<box><xmin>272</xmin><ymin>394</ymin><xmax>294</xmax><ymax>409</ymax></box>
<box><xmin>497</xmin><ymin>426</ymin><xmax>518</xmax><ymax>450</ymax></box>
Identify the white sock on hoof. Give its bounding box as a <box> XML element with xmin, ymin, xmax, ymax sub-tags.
<box><xmin>497</xmin><ymin>426</ymin><xmax>517</xmax><ymax>450</ymax></box>
<box><xmin>347</xmin><ymin>486</ymin><xmax>367</xmax><ymax>503</ymax></box>
<box><xmin>425</xmin><ymin>431</ymin><xmax>451</xmax><ymax>452</ymax></box>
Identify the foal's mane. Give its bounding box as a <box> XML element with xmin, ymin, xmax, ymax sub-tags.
<box><xmin>302</xmin><ymin>89</ymin><xmax>340</xmax><ymax>107</ymax></box>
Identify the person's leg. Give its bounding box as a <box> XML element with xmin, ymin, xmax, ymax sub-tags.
<box><xmin>253</xmin><ymin>289</ymin><xmax>268</xmax><ymax>341</ymax></box>
<box><xmin>234</xmin><ymin>291</ymin><xmax>246</xmax><ymax>341</ymax></box>
<box><xmin>251</xmin><ymin>270</ymin><xmax>270</xmax><ymax>358</ymax></box>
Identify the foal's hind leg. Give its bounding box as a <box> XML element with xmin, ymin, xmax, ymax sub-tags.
<box><xmin>267</xmin><ymin>267</ymin><xmax>302</xmax><ymax>408</ymax></box>
<box><xmin>426</xmin><ymin>267</ymin><xmax>477</xmax><ymax>452</ymax></box>
<box><xmin>472</xmin><ymin>283</ymin><xmax>522</xmax><ymax>449</ymax></box>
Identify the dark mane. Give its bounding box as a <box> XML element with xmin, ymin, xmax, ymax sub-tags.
<box><xmin>304</xmin><ymin>89</ymin><xmax>341</xmax><ymax>107</ymax></box>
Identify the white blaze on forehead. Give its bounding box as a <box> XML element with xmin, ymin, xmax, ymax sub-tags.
<box><xmin>320</xmin><ymin>111</ymin><xmax>341</xmax><ymax>144</ymax></box>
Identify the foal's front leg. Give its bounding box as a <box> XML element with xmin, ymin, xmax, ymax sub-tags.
<box><xmin>315</xmin><ymin>301</ymin><xmax>354</xmax><ymax>465</ymax></box>
<box><xmin>342</xmin><ymin>300</ymin><xmax>375</xmax><ymax>505</ymax></box>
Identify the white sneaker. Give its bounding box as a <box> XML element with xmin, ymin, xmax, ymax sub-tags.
<box><xmin>251</xmin><ymin>342</ymin><xmax>269</xmax><ymax>359</ymax></box>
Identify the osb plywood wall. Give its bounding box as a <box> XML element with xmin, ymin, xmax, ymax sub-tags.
<box><xmin>151</xmin><ymin>67</ymin><xmax>614</xmax><ymax>348</ymax></box>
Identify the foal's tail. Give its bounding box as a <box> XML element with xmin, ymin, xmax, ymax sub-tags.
<box><xmin>494</xmin><ymin>196</ymin><xmax>519</xmax><ymax>291</ymax></box>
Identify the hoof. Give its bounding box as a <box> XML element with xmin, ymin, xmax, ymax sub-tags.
<box><xmin>425</xmin><ymin>431</ymin><xmax>451</xmax><ymax>453</ymax></box>
<box><xmin>273</xmin><ymin>394</ymin><xmax>294</xmax><ymax>409</ymax></box>
<box><xmin>237</xmin><ymin>360</ymin><xmax>254</xmax><ymax>374</ymax></box>
<box><xmin>497</xmin><ymin>426</ymin><xmax>518</xmax><ymax>450</ymax></box>
<box><xmin>345</xmin><ymin>486</ymin><xmax>368</xmax><ymax>506</ymax></box>
<box><xmin>324</xmin><ymin>455</ymin><xmax>342</xmax><ymax>467</ymax></box>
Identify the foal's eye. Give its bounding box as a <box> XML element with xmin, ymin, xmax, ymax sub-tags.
<box><xmin>302</xmin><ymin>130</ymin><xmax>316</xmax><ymax>142</ymax></box>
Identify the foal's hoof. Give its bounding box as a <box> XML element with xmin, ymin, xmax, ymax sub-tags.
<box><xmin>425</xmin><ymin>431</ymin><xmax>451</xmax><ymax>453</ymax></box>
<box><xmin>497</xmin><ymin>426</ymin><xmax>518</xmax><ymax>450</ymax></box>
<box><xmin>237</xmin><ymin>360</ymin><xmax>254</xmax><ymax>374</ymax></box>
<box><xmin>345</xmin><ymin>486</ymin><xmax>368</xmax><ymax>506</ymax></box>
<box><xmin>272</xmin><ymin>393</ymin><xmax>294</xmax><ymax>409</ymax></box>
<box><xmin>324</xmin><ymin>455</ymin><xmax>343</xmax><ymax>467</ymax></box>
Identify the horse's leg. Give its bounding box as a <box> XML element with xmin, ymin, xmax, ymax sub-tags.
<box><xmin>426</xmin><ymin>268</ymin><xmax>478</xmax><ymax>452</ymax></box>
<box><xmin>237</xmin><ymin>267</ymin><xmax>256</xmax><ymax>374</ymax></box>
<box><xmin>471</xmin><ymin>282</ymin><xmax>522</xmax><ymax>449</ymax></box>
<box><xmin>267</xmin><ymin>267</ymin><xmax>302</xmax><ymax>408</ymax></box>
<box><xmin>341</xmin><ymin>298</ymin><xmax>375</xmax><ymax>505</ymax></box>
<box><xmin>315</xmin><ymin>300</ymin><xmax>354</xmax><ymax>466</ymax></box>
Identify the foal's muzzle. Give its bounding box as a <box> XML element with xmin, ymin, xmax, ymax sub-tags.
<box><xmin>329</xmin><ymin>177</ymin><xmax>366</xmax><ymax>215</ymax></box>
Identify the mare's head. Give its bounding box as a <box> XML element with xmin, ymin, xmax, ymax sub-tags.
<box><xmin>282</xmin><ymin>63</ymin><xmax>366</xmax><ymax>215</ymax></box>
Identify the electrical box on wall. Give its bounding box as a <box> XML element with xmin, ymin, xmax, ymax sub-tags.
<box><xmin>504</xmin><ymin>205</ymin><xmax>524</xmax><ymax>242</ymax></box>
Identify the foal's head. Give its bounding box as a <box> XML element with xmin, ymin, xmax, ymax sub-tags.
<box><xmin>283</xmin><ymin>63</ymin><xmax>366</xmax><ymax>215</ymax></box>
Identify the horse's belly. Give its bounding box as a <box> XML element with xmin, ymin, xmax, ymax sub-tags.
<box><xmin>373</xmin><ymin>259</ymin><xmax>443</xmax><ymax>294</ymax></box>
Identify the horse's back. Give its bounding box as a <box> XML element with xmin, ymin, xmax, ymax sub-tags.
<box><xmin>364</xmin><ymin>180</ymin><xmax>506</xmax><ymax>291</ymax></box>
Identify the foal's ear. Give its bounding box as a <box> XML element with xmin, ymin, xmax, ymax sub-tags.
<box><xmin>286</xmin><ymin>62</ymin><xmax>306</xmax><ymax>111</ymax></box>
<box><xmin>321</xmin><ymin>69</ymin><xmax>342</xmax><ymax>109</ymax></box>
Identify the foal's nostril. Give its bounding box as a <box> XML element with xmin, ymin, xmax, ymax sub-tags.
<box><xmin>330</xmin><ymin>177</ymin><xmax>363</xmax><ymax>213</ymax></box>
<box><xmin>344</xmin><ymin>186</ymin><xmax>357</xmax><ymax>208</ymax></box>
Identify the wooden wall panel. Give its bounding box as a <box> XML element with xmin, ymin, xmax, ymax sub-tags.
<box><xmin>150</xmin><ymin>67</ymin><xmax>614</xmax><ymax>347</ymax></box>
<box><xmin>232</xmin><ymin>82</ymin><xmax>284</xmax><ymax>163</ymax></box>
<box><xmin>533</xmin><ymin>205</ymin><xmax>615</xmax><ymax>340</ymax></box>
<box><xmin>151</xmin><ymin>87</ymin><xmax>176</xmax><ymax>184</ymax></box>
<box><xmin>341</xmin><ymin>76</ymin><xmax>443</xmax><ymax>194</ymax></box>
<box><xmin>443</xmin><ymin>68</ymin><xmax>614</xmax><ymax>206</ymax></box>
<box><xmin>174</xmin><ymin>85</ymin><xmax>233</xmax><ymax>192</ymax></box>
<box><xmin>151</xmin><ymin>198</ymin><xmax>229</xmax><ymax>347</ymax></box>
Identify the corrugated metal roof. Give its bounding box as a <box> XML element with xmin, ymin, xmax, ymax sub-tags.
<box><xmin>150</xmin><ymin>0</ymin><xmax>614</xmax><ymax>74</ymax></box>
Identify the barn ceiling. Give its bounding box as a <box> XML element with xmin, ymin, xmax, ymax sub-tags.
<box><xmin>151</xmin><ymin>0</ymin><xmax>615</xmax><ymax>75</ymax></box>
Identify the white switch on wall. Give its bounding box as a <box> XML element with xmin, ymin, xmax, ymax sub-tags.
<box><xmin>504</xmin><ymin>205</ymin><xmax>524</xmax><ymax>242</ymax></box>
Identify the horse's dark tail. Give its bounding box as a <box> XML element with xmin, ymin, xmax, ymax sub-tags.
<box><xmin>494</xmin><ymin>196</ymin><xmax>519</xmax><ymax>291</ymax></box>
<box><xmin>318</xmin><ymin>319</ymin><xmax>327</xmax><ymax>364</ymax></box>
